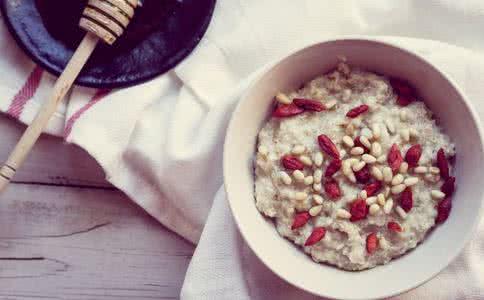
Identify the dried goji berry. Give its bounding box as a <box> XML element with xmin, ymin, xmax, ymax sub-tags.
<box><xmin>366</xmin><ymin>233</ymin><xmax>379</xmax><ymax>254</ymax></box>
<box><xmin>324</xmin><ymin>179</ymin><xmax>342</xmax><ymax>199</ymax></box>
<box><xmin>441</xmin><ymin>176</ymin><xmax>456</xmax><ymax>196</ymax></box>
<box><xmin>354</xmin><ymin>165</ymin><xmax>371</xmax><ymax>184</ymax></box>
<box><xmin>293</xmin><ymin>98</ymin><xmax>326</xmax><ymax>112</ymax></box>
<box><xmin>390</xmin><ymin>78</ymin><xmax>414</xmax><ymax>96</ymax></box>
<box><xmin>435</xmin><ymin>198</ymin><xmax>452</xmax><ymax>224</ymax></box>
<box><xmin>390</xmin><ymin>78</ymin><xmax>416</xmax><ymax>106</ymax></box>
<box><xmin>396</xmin><ymin>94</ymin><xmax>415</xmax><ymax>106</ymax></box>
<box><xmin>387</xmin><ymin>221</ymin><xmax>403</xmax><ymax>232</ymax></box>
<box><xmin>388</xmin><ymin>144</ymin><xmax>403</xmax><ymax>173</ymax></box>
<box><xmin>304</xmin><ymin>227</ymin><xmax>326</xmax><ymax>246</ymax></box>
<box><xmin>325</xmin><ymin>159</ymin><xmax>342</xmax><ymax>177</ymax></box>
<box><xmin>350</xmin><ymin>199</ymin><xmax>368</xmax><ymax>222</ymax></box>
<box><xmin>364</xmin><ymin>181</ymin><xmax>382</xmax><ymax>197</ymax></box>
<box><xmin>405</xmin><ymin>144</ymin><xmax>422</xmax><ymax>168</ymax></box>
<box><xmin>272</xmin><ymin>103</ymin><xmax>304</xmax><ymax>118</ymax></box>
<box><xmin>318</xmin><ymin>134</ymin><xmax>340</xmax><ymax>159</ymax></box>
<box><xmin>281</xmin><ymin>155</ymin><xmax>304</xmax><ymax>170</ymax></box>
<box><xmin>346</xmin><ymin>105</ymin><xmax>369</xmax><ymax>118</ymax></box>
<box><xmin>400</xmin><ymin>187</ymin><xmax>413</xmax><ymax>212</ymax></box>
<box><xmin>291</xmin><ymin>212</ymin><xmax>311</xmax><ymax>230</ymax></box>
<box><xmin>436</xmin><ymin>148</ymin><xmax>450</xmax><ymax>179</ymax></box>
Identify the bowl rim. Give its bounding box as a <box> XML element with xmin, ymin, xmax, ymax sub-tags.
<box><xmin>223</xmin><ymin>37</ymin><xmax>484</xmax><ymax>299</ymax></box>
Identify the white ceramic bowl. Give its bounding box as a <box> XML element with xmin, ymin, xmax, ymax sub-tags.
<box><xmin>223</xmin><ymin>39</ymin><xmax>484</xmax><ymax>299</ymax></box>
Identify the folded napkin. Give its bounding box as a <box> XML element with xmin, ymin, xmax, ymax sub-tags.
<box><xmin>1</xmin><ymin>0</ymin><xmax>484</xmax><ymax>299</ymax></box>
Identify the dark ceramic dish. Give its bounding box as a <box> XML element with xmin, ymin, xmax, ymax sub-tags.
<box><xmin>1</xmin><ymin>0</ymin><xmax>216</xmax><ymax>88</ymax></box>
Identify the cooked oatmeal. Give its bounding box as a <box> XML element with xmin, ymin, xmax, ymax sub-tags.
<box><xmin>254</xmin><ymin>61</ymin><xmax>456</xmax><ymax>271</ymax></box>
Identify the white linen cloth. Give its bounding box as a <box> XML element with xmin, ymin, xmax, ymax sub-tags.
<box><xmin>1</xmin><ymin>1</ymin><xmax>484</xmax><ymax>299</ymax></box>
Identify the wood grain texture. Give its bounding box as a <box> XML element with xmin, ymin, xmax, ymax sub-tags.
<box><xmin>0</xmin><ymin>184</ymin><xmax>194</xmax><ymax>300</ymax></box>
<box><xmin>0</xmin><ymin>115</ymin><xmax>109</xmax><ymax>187</ymax></box>
<box><xmin>0</xmin><ymin>115</ymin><xmax>194</xmax><ymax>299</ymax></box>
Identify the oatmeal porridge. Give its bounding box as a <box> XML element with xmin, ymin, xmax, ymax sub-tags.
<box><xmin>254</xmin><ymin>61</ymin><xmax>456</xmax><ymax>271</ymax></box>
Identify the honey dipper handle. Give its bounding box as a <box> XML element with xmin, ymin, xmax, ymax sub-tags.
<box><xmin>0</xmin><ymin>32</ymin><xmax>99</xmax><ymax>192</ymax></box>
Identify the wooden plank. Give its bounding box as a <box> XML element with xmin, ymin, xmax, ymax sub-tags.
<box><xmin>0</xmin><ymin>184</ymin><xmax>194</xmax><ymax>300</ymax></box>
<box><xmin>0</xmin><ymin>114</ymin><xmax>110</xmax><ymax>187</ymax></box>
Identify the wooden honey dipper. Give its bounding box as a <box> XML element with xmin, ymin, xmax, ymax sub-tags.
<box><xmin>0</xmin><ymin>0</ymin><xmax>139</xmax><ymax>191</ymax></box>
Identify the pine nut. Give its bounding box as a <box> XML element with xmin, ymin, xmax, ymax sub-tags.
<box><xmin>379</xmin><ymin>236</ymin><xmax>390</xmax><ymax>249</ymax></box>
<box><xmin>404</xmin><ymin>177</ymin><xmax>419</xmax><ymax>186</ymax></box>
<box><xmin>383</xmin><ymin>167</ymin><xmax>393</xmax><ymax>183</ymax></box>
<box><xmin>429</xmin><ymin>166</ymin><xmax>440</xmax><ymax>174</ymax></box>
<box><xmin>314</xmin><ymin>169</ymin><xmax>323</xmax><ymax>184</ymax></box>
<box><xmin>371</xmin><ymin>123</ymin><xmax>381</xmax><ymax>139</ymax></box>
<box><xmin>352</xmin><ymin>161</ymin><xmax>366</xmax><ymax>172</ymax></box>
<box><xmin>369</xmin><ymin>204</ymin><xmax>380</xmax><ymax>215</ymax></box>
<box><xmin>258</xmin><ymin>145</ymin><xmax>268</xmax><ymax>156</ymax></box>
<box><xmin>345</xmin><ymin>158</ymin><xmax>359</xmax><ymax>166</ymax></box>
<box><xmin>348</xmin><ymin>173</ymin><xmax>357</xmax><ymax>183</ymax></box>
<box><xmin>384</xmin><ymin>186</ymin><xmax>391</xmax><ymax>198</ymax></box>
<box><xmin>399</xmin><ymin>162</ymin><xmax>409</xmax><ymax>174</ymax></box>
<box><xmin>342</xmin><ymin>89</ymin><xmax>352</xmax><ymax>102</ymax></box>
<box><xmin>336</xmin><ymin>209</ymin><xmax>351</xmax><ymax>219</ymax></box>
<box><xmin>362</xmin><ymin>154</ymin><xmax>377</xmax><ymax>164</ymax></box>
<box><xmin>280</xmin><ymin>190</ymin><xmax>294</xmax><ymax>199</ymax></box>
<box><xmin>350</xmin><ymin>147</ymin><xmax>365</xmax><ymax>155</ymax></box>
<box><xmin>399</xmin><ymin>110</ymin><xmax>407</xmax><ymax>121</ymax></box>
<box><xmin>343</xmin><ymin>161</ymin><xmax>355</xmax><ymax>182</ymax></box>
<box><xmin>284</xmin><ymin>206</ymin><xmax>295</xmax><ymax>215</ymax></box>
<box><xmin>409</xmin><ymin>128</ymin><xmax>419</xmax><ymax>138</ymax></box>
<box><xmin>371</xmin><ymin>166</ymin><xmax>383</xmax><ymax>181</ymax></box>
<box><xmin>342</xmin><ymin>160</ymin><xmax>352</xmax><ymax>173</ymax></box>
<box><xmin>313</xmin><ymin>152</ymin><xmax>324</xmax><ymax>167</ymax></box>
<box><xmin>360</xmin><ymin>136</ymin><xmax>372</xmax><ymax>149</ymax></box>
<box><xmin>299</xmin><ymin>155</ymin><xmax>312</xmax><ymax>166</ymax></box>
<box><xmin>391</xmin><ymin>174</ymin><xmax>404</xmax><ymax>186</ymax></box>
<box><xmin>313</xmin><ymin>194</ymin><xmax>324</xmax><ymax>204</ymax></box>
<box><xmin>385</xmin><ymin>119</ymin><xmax>396</xmax><ymax>134</ymax></box>
<box><xmin>325</xmin><ymin>99</ymin><xmax>337</xmax><ymax>109</ymax></box>
<box><xmin>400</xmin><ymin>128</ymin><xmax>410</xmax><ymax>142</ymax></box>
<box><xmin>304</xmin><ymin>176</ymin><xmax>314</xmax><ymax>185</ymax></box>
<box><xmin>431</xmin><ymin>190</ymin><xmax>446</xmax><ymax>200</ymax></box>
<box><xmin>391</xmin><ymin>184</ymin><xmax>406</xmax><ymax>194</ymax></box>
<box><xmin>361</xmin><ymin>128</ymin><xmax>373</xmax><ymax>140</ymax></box>
<box><xmin>340</xmin><ymin>149</ymin><xmax>347</xmax><ymax>158</ymax></box>
<box><xmin>280</xmin><ymin>171</ymin><xmax>292</xmax><ymax>185</ymax></box>
<box><xmin>346</xmin><ymin>123</ymin><xmax>355</xmax><ymax>135</ymax></box>
<box><xmin>427</xmin><ymin>174</ymin><xmax>441</xmax><ymax>183</ymax></box>
<box><xmin>309</xmin><ymin>205</ymin><xmax>323</xmax><ymax>216</ymax></box>
<box><xmin>352</xmin><ymin>118</ymin><xmax>362</xmax><ymax>128</ymax></box>
<box><xmin>360</xmin><ymin>190</ymin><xmax>368</xmax><ymax>199</ymax></box>
<box><xmin>414</xmin><ymin>166</ymin><xmax>428</xmax><ymax>173</ymax></box>
<box><xmin>366</xmin><ymin>196</ymin><xmax>377</xmax><ymax>205</ymax></box>
<box><xmin>377</xmin><ymin>193</ymin><xmax>386</xmax><ymax>206</ymax></box>
<box><xmin>383</xmin><ymin>198</ymin><xmax>394</xmax><ymax>214</ymax></box>
<box><xmin>396</xmin><ymin>206</ymin><xmax>407</xmax><ymax>219</ymax></box>
<box><xmin>377</xmin><ymin>154</ymin><xmax>387</xmax><ymax>163</ymax></box>
<box><xmin>294</xmin><ymin>192</ymin><xmax>308</xmax><ymax>201</ymax></box>
<box><xmin>292</xmin><ymin>145</ymin><xmax>306</xmax><ymax>155</ymax></box>
<box><xmin>342</xmin><ymin>163</ymin><xmax>357</xmax><ymax>183</ymax></box>
<box><xmin>342</xmin><ymin>136</ymin><xmax>354</xmax><ymax>148</ymax></box>
<box><xmin>371</xmin><ymin>142</ymin><xmax>382</xmax><ymax>157</ymax></box>
<box><xmin>313</xmin><ymin>183</ymin><xmax>322</xmax><ymax>192</ymax></box>
<box><xmin>276</xmin><ymin>92</ymin><xmax>292</xmax><ymax>104</ymax></box>
<box><xmin>293</xmin><ymin>170</ymin><xmax>305</xmax><ymax>181</ymax></box>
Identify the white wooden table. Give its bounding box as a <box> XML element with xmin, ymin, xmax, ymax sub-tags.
<box><xmin>0</xmin><ymin>115</ymin><xmax>195</xmax><ymax>299</ymax></box>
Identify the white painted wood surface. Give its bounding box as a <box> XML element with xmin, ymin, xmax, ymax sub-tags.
<box><xmin>0</xmin><ymin>115</ymin><xmax>194</xmax><ymax>299</ymax></box>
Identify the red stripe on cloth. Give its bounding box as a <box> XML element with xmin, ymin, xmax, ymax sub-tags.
<box><xmin>64</xmin><ymin>89</ymin><xmax>111</xmax><ymax>138</ymax></box>
<box><xmin>7</xmin><ymin>66</ymin><xmax>44</xmax><ymax>119</ymax></box>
